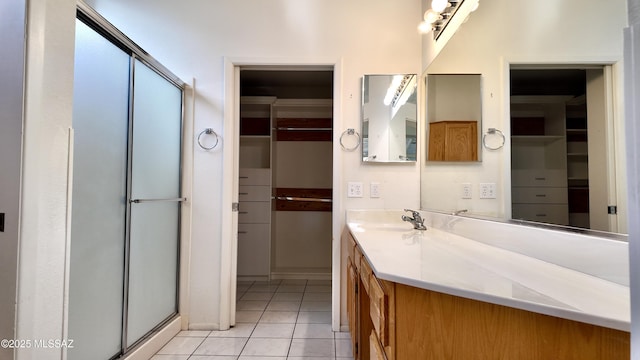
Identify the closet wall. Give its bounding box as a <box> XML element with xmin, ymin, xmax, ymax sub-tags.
<box><xmin>272</xmin><ymin>100</ymin><xmax>333</xmax><ymax>279</ymax></box>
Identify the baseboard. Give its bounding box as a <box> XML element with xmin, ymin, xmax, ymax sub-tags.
<box><xmin>237</xmin><ymin>275</ymin><xmax>270</xmax><ymax>282</ymax></box>
<box><xmin>270</xmin><ymin>271</ymin><xmax>331</xmax><ymax>281</ymax></box>
<box><xmin>188</xmin><ymin>322</ymin><xmax>221</xmax><ymax>331</ymax></box>
<box><xmin>123</xmin><ymin>316</ymin><xmax>180</xmax><ymax>360</ymax></box>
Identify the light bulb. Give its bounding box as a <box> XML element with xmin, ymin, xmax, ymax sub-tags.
<box><xmin>431</xmin><ymin>0</ymin><xmax>449</xmax><ymax>13</ymax></box>
<box><xmin>423</xmin><ymin>9</ymin><xmax>442</xmax><ymax>24</ymax></box>
<box><xmin>418</xmin><ymin>21</ymin><xmax>433</xmax><ymax>34</ymax></box>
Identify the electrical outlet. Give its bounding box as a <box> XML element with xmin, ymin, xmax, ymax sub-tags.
<box><xmin>348</xmin><ymin>182</ymin><xmax>363</xmax><ymax>197</ymax></box>
<box><xmin>461</xmin><ymin>183</ymin><xmax>472</xmax><ymax>199</ymax></box>
<box><xmin>479</xmin><ymin>183</ymin><xmax>496</xmax><ymax>199</ymax></box>
<box><xmin>370</xmin><ymin>182</ymin><xmax>381</xmax><ymax>198</ymax></box>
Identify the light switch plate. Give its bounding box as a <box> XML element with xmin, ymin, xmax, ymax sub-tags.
<box><xmin>348</xmin><ymin>182</ymin><xmax>363</xmax><ymax>197</ymax></box>
<box><xmin>479</xmin><ymin>183</ymin><xmax>496</xmax><ymax>199</ymax></box>
<box><xmin>370</xmin><ymin>182</ymin><xmax>381</xmax><ymax>198</ymax></box>
<box><xmin>461</xmin><ymin>183</ymin><xmax>472</xmax><ymax>199</ymax></box>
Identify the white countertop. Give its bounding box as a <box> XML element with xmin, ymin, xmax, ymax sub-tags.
<box><xmin>347</xmin><ymin>210</ymin><xmax>630</xmax><ymax>332</ymax></box>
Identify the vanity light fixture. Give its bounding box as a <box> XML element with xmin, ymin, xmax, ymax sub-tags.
<box><xmin>419</xmin><ymin>0</ymin><xmax>476</xmax><ymax>40</ymax></box>
<box><xmin>431</xmin><ymin>0</ymin><xmax>451</xmax><ymax>13</ymax></box>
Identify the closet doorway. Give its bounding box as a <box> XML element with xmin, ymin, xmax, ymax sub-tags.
<box><xmin>230</xmin><ymin>68</ymin><xmax>335</xmax><ymax>325</ymax></box>
<box><xmin>237</xmin><ymin>69</ymin><xmax>334</xmax><ymax>282</ymax></box>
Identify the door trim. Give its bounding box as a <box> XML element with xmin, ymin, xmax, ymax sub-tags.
<box><xmin>222</xmin><ymin>57</ymin><xmax>344</xmax><ymax>331</ymax></box>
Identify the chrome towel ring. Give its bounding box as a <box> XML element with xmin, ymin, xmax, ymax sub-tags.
<box><xmin>197</xmin><ymin>128</ymin><xmax>219</xmax><ymax>150</ymax></box>
<box><xmin>340</xmin><ymin>128</ymin><xmax>361</xmax><ymax>151</ymax></box>
<box><xmin>482</xmin><ymin>128</ymin><xmax>505</xmax><ymax>150</ymax></box>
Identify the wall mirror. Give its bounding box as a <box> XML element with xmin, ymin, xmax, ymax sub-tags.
<box><xmin>361</xmin><ymin>74</ymin><xmax>417</xmax><ymax>162</ymax></box>
<box><xmin>420</xmin><ymin>66</ymin><xmax>627</xmax><ymax>238</ymax></box>
<box><xmin>426</xmin><ymin>74</ymin><xmax>482</xmax><ymax>162</ymax></box>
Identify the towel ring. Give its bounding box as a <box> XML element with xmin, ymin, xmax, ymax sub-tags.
<box><xmin>340</xmin><ymin>128</ymin><xmax>361</xmax><ymax>151</ymax></box>
<box><xmin>482</xmin><ymin>128</ymin><xmax>505</xmax><ymax>150</ymax></box>
<box><xmin>197</xmin><ymin>128</ymin><xmax>219</xmax><ymax>150</ymax></box>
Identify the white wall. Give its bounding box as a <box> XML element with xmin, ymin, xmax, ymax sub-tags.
<box><xmin>625</xmin><ymin>0</ymin><xmax>640</xmax><ymax>355</ymax></box>
<box><xmin>420</xmin><ymin>0</ymin><xmax>628</xmax><ymax>220</ymax></box>
<box><xmin>16</xmin><ymin>0</ymin><xmax>76</xmax><ymax>359</ymax></box>
<box><xmin>87</xmin><ymin>0</ymin><xmax>423</xmax><ymax>330</ymax></box>
<box><xmin>0</xmin><ymin>1</ymin><xmax>25</xmax><ymax>358</ymax></box>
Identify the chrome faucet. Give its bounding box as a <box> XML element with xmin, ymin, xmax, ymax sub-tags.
<box><xmin>452</xmin><ymin>209</ymin><xmax>468</xmax><ymax>216</ymax></box>
<box><xmin>402</xmin><ymin>209</ymin><xmax>427</xmax><ymax>230</ymax></box>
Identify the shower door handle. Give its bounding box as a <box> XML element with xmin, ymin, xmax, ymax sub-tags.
<box><xmin>129</xmin><ymin>197</ymin><xmax>187</xmax><ymax>204</ymax></box>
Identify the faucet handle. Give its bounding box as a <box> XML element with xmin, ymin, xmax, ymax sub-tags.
<box><xmin>403</xmin><ymin>208</ymin><xmax>420</xmax><ymax>217</ymax></box>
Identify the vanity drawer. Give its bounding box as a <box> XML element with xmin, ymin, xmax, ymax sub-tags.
<box><xmin>512</xmin><ymin>169</ymin><xmax>567</xmax><ymax>187</ymax></box>
<box><xmin>238</xmin><ymin>201</ymin><xmax>271</xmax><ymax>223</ymax></box>
<box><xmin>239</xmin><ymin>185</ymin><xmax>271</xmax><ymax>202</ymax></box>
<box><xmin>512</xmin><ymin>186</ymin><xmax>568</xmax><ymax>204</ymax></box>
<box><xmin>370</xmin><ymin>277</ymin><xmax>389</xmax><ymax>347</ymax></box>
<box><xmin>239</xmin><ymin>168</ymin><xmax>270</xmax><ymax>186</ymax></box>
<box><xmin>512</xmin><ymin>203</ymin><xmax>569</xmax><ymax>225</ymax></box>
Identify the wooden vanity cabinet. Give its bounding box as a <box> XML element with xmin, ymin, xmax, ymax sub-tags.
<box><xmin>343</xmin><ymin>230</ymin><xmax>630</xmax><ymax>360</ymax></box>
<box><xmin>345</xmin><ymin>231</ymin><xmax>395</xmax><ymax>360</ymax></box>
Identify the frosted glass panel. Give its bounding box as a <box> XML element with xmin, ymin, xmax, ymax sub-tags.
<box><xmin>68</xmin><ymin>19</ymin><xmax>130</xmax><ymax>360</ymax></box>
<box><xmin>126</xmin><ymin>202</ymin><xmax>179</xmax><ymax>344</ymax></box>
<box><xmin>130</xmin><ymin>60</ymin><xmax>182</xmax><ymax>199</ymax></box>
<box><xmin>127</xmin><ymin>59</ymin><xmax>182</xmax><ymax>345</ymax></box>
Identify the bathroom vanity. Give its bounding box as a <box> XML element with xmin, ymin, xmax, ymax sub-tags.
<box><xmin>343</xmin><ymin>210</ymin><xmax>630</xmax><ymax>360</ymax></box>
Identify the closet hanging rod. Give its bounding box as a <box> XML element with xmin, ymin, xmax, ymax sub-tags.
<box><xmin>275</xmin><ymin>196</ymin><xmax>332</xmax><ymax>203</ymax></box>
<box><xmin>275</xmin><ymin>127</ymin><xmax>332</xmax><ymax>131</ymax></box>
<box><xmin>129</xmin><ymin>197</ymin><xmax>187</xmax><ymax>204</ymax></box>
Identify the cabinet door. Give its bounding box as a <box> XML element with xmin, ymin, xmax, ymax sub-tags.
<box><xmin>347</xmin><ymin>259</ymin><xmax>359</xmax><ymax>359</ymax></box>
<box><xmin>369</xmin><ymin>331</ymin><xmax>386</xmax><ymax>360</ymax></box>
<box><xmin>427</xmin><ymin>122</ymin><xmax>446</xmax><ymax>161</ymax></box>
<box><xmin>444</xmin><ymin>122</ymin><xmax>477</xmax><ymax>161</ymax></box>
<box><xmin>369</xmin><ymin>278</ymin><xmax>389</xmax><ymax>346</ymax></box>
<box><xmin>237</xmin><ymin>223</ymin><xmax>270</xmax><ymax>276</ymax></box>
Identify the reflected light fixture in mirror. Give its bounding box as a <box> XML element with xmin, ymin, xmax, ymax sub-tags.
<box><xmin>361</xmin><ymin>74</ymin><xmax>417</xmax><ymax>163</ymax></box>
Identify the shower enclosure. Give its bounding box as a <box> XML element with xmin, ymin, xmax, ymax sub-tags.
<box><xmin>68</xmin><ymin>11</ymin><xmax>184</xmax><ymax>359</ymax></box>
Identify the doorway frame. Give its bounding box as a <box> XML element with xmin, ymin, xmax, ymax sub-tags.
<box><xmin>222</xmin><ymin>57</ymin><xmax>344</xmax><ymax>331</ymax></box>
<box><xmin>501</xmin><ymin>57</ymin><xmax>627</xmax><ymax>233</ymax></box>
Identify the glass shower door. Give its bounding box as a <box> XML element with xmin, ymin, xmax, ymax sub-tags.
<box><xmin>68</xmin><ymin>19</ymin><xmax>130</xmax><ymax>360</ymax></box>
<box><xmin>125</xmin><ymin>59</ymin><xmax>183</xmax><ymax>346</ymax></box>
<box><xmin>70</xmin><ymin>18</ymin><xmax>184</xmax><ymax>357</ymax></box>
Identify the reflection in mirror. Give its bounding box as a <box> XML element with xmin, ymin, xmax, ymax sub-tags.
<box><xmin>362</xmin><ymin>74</ymin><xmax>417</xmax><ymax>162</ymax></box>
<box><xmin>510</xmin><ymin>67</ymin><xmax>626</xmax><ymax>234</ymax></box>
<box><xmin>426</xmin><ymin>74</ymin><xmax>482</xmax><ymax>162</ymax></box>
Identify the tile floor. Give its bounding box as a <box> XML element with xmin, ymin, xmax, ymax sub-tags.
<box><xmin>152</xmin><ymin>279</ymin><xmax>354</xmax><ymax>360</ymax></box>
